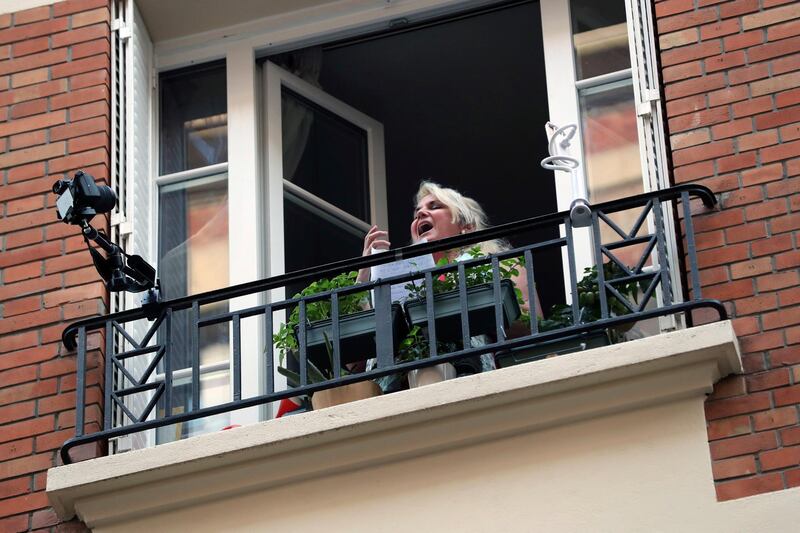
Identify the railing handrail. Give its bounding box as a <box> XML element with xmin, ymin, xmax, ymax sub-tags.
<box><xmin>62</xmin><ymin>184</ymin><xmax>715</xmax><ymax>349</ymax></box>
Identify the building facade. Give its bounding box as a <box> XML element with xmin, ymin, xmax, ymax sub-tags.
<box><xmin>0</xmin><ymin>0</ymin><xmax>798</xmax><ymax>530</ymax></box>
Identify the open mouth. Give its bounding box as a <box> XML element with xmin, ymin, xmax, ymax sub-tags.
<box><xmin>417</xmin><ymin>221</ymin><xmax>433</xmax><ymax>237</ymax></box>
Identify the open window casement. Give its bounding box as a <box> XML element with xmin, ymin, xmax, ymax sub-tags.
<box><xmin>108</xmin><ymin>0</ymin><xmax>155</xmax><ymax>452</ymax></box>
<box><xmin>542</xmin><ymin>0</ymin><xmax>681</xmax><ymax>332</ymax></box>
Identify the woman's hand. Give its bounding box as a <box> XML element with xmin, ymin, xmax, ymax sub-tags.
<box><xmin>356</xmin><ymin>225</ymin><xmax>390</xmax><ymax>283</ymax></box>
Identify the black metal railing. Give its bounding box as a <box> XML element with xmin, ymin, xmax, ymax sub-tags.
<box><xmin>59</xmin><ymin>184</ymin><xmax>726</xmax><ymax>463</ymax></box>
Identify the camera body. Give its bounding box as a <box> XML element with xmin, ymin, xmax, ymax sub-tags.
<box><xmin>53</xmin><ymin>170</ymin><xmax>117</xmax><ymax>225</ymax></box>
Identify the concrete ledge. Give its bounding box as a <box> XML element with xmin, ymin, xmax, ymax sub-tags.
<box><xmin>47</xmin><ymin>321</ymin><xmax>741</xmax><ymax>528</ymax></box>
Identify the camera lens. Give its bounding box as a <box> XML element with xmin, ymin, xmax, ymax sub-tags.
<box><xmin>91</xmin><ymin>185</ymin><xmax>117</xmax><ymax>213</ymax></box>
<box><xmin>52</xmin><ymin>180</ymin><xmax>68</xmax><ymax>194</ymax></box>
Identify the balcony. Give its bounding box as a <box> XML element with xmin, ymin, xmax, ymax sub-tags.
<box><xmin>56</xmin><ymin>184</ymin><xmax>727</xmax><ymax>465</ymax></box>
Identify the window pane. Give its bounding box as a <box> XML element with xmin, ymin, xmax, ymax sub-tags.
<box><xmin>570</xmin><ymin>0</ymin><xmax>630</xmax><ymax>80</ymax></box>
<box><xmin>579</xmin><ymin>78</ymin><xmax>645</xmax><ymax>267</ymax></box>
<box><xmin>282</xmin><ymin>87</ymin><xmax>370</xmax><ymax>222</ymax></box>
<box><xmin>284</xmin><ymin>191</ymin><xmax>364</xmax><ymax>296</ymax></box>
<box><xmin>157</xmin><ymin>174</ymin><xmax>230</xmax><ymax>441</ymax></box>
<box><xmin>160</xmin><ymin>60</ymin><xmax>228</xmax><ymax>174</ymax></box>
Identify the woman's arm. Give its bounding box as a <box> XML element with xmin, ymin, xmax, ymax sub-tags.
<box><xmin>356</xmin><ymin>225</ymin><xmax>390</xmax><ymax>283</ymax></box>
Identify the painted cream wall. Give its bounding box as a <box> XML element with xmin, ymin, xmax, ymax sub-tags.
<box><xmin>97</xmin><ymin>398</ymin><xmax>798</xmax><ymax>533</ymax></box>
<box><xmin>47</xmin><ymin>323</ymin><xmax>799</xmax><ymax>531</ymax></box>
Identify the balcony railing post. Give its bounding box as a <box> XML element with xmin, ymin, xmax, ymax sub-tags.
<box><xmin>104</xmin><ymin>322</ymin><xmax>112</xmax><ymax>431</ymax></box>
<box><xmin>565</xmin><ymin>217</ymin><xmax>581</xmax><ymax>324</ymax></box>
<box><xmin>264</xmin><ymin>304</ymin><xmax>274</xmax><ymax>394</ymax></box>
<box><xmin>76</xmin><ymin>327</ymin><xmax>87</xmax><ymax>437</ymax></box>
<box><xmin>591</xmin><ymin>211</ymin><xmax>609</xmax><ymax>320</ymax></box>
<box><xmin>232</xmin><ymin>315</ymin><xmax>242</xmax><ymax>401</ymax></box>
<box><xmin>652</xmin><ymin>197</ymin><xmax>673</xmax><ymax>306</ymax></box>
<box><xmin>374</xmin><ymin>283</ymin><xmax>393</xmax><ymax>369</ymax></box>
<box><xmin>164</xmin><ymin>308</ymin><xmax>173</xmax><ymax>417</ymax></box>
<box><xmin>191</xmin><ymin>301</ymin><xmax>200</xmax><ymax>411</ymax></box>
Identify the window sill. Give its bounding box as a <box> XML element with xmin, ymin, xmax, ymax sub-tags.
<box><xmin>48</xmin><ymin>321</ymin><xmax>741</xmax><ymax>528</ymax></box>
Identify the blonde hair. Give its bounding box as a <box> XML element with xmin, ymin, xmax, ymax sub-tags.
<box><xmin>414</xmin><ymin>180</ymin><xmax>507</xmax><ymax>255</ymax></box>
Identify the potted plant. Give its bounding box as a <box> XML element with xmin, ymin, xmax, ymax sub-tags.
<box><xmin>273</xmin><ymin>271</ymin><xmax>404</xmax><ymax>409</ymax></box>
<box><xmin>403</xmin><ymin>247</ymin><xmax>524</xmax><ymax>345</ymax></box>
<box><xmin>273</xmin><ymin>271</ymin><xmax>408</xmax><ymax>373</ymax></box>
<box><xmin>495</xmin><ymin>262</ymin><xmax>644</xmax><ymax>367</ymax></box>
<box><xmin>396</xmin><ymin>325</ymin><xmax>459</xmax><ymax>387</ymax></box>
<box><xmin>277</xmin><ymin>334</ymin><xmax>382</xmax><ymax>410</ymax></box>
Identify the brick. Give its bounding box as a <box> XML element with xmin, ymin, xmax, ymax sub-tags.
<box><xmin>753</xmin><ymin>233</ymin><xmax>793</xmax><ymax>257</ymax></box>
<box><xmin>14</xmin><ymin>5</ymin><xmax>51</xmax><ymax>25</ymax></box>
<box><xmin>755</xmin><ymin>106</ymin><xmax>800</xmax><ymax>129</ymax></box>
<box><xmin>776</xmin><ymin>250</ymin><xmax>800</xmax><ymax>270</ymax></box>
<box><xmin>660</xmin><ymin>28</ymin><xmax>698</xmax><ymax>50</ymax></box>
<box><xmin>761</xmin><ymin>445</ymin><xmax>800</xmax><ymax>471</ymax></box>
<box><xmin>54</xmin><ymin>0</ymin><xmax>110</xmax><ymax>17</ymax></box>
<box><xmin>745</xmin><ymin>198</ymin><xmax>787</xmax><ymax>220</ymax></box>
<box><xmin>0</xmin><ymin>491</ymin><xmax>50</xmax><ymax>519</ymax></box>
<box><xmin>771</xmin><ymin>345</ymin><xmax>800</xmax><ymax>366</ymax></box>
<box><xmin>3</xmin><ymin>294</ymin><xmax>42</xmax><ymax>316</ymax></box>
<box><xmin>671</xmin><ymin>129</ymin><xmax>710</xmax><ymax>150</ymax></box>
<box><xmin>0</xmin><ymin>306</ymin><xmax>61</xmax><ymax>336</ymax></box>
<box><xmin>0</xmin><ymin>78</ymin><xmax>67</xmax><ymax>106</ymax></box>
<box><xmin>747</xmin><ymin>368</ymin><xmax>790</xmax><ymax>391</ymax></box>
<box><xmin>667</xmin><ymin>94</ymin><xmax>706</xmax><ymax>117</ymax></box>
<box><xmin>700</xmin><ymin>19</ymin><xmax>741</xmax><ymax>40</ymax></box>
<box><xmin>12</xmin><ymin>35</ymin><xmax>49</xmax><ymax>57</ymax></box>
<box><xmin>771</xmin><ymin>213</ymin><xmax>800</xmax><ymax>233</ymax></box>
<box><xmin>0</xmin><ymin>331</ymin><xmax>38</xmax><ymax>354</ymax></box>
<box><xmin>708</xmin><ymin>415</ymin><xmax>751</xmax><ymax>441</ymax></box>
<box><xmin>720</xmin><ymin>0</ymin><xmax>760</xmax><ymax>18</ymax></box>
<box><xmin>712</xmin><ymin>456</ymin><xmax>757</xmax><ymax>480</ymax></box>
<box><xmin>742</xmin><ymin>3</ymin><xmax>800</xmax><ymax>30</ymax></box>
<box><xmin>705</xmin><ymin>50</ymin><xmax>746</xmax><ymax>73</ymax></box>
<box><xmin>50</xmin><ymin>83</ymin><xmax>108</xmax><ymax>110</ymax></box>
<box><xmin>73</xmin><ymin>8</ymin><xmax>109</xmax><ymax>28</ymax></box>
<box><xmin>51</xmin><ymin>54</ymin><xmax>108</xmax><ymax>79</ymax></box>
<box><xmin>0</xmin><ymin>516</ymin><xmax>28</xmax><ymax>533</ymax></box>
<box><xmin>9</xmin><ymin>129</ymin><xmax>46</xmax><ymax>150</ymax></box>
<box><xmin>695</xmin><ymin>229</ymin><xmax>725</xmax><ymax>250</ymax></box>
<box><xmin>735</xmin><ymin>293</ymin><xmax>778</xmax><ymax>316</ymax></box>
<box><xmin>721</xmin><ymin>186</ymin><xmax>763</xmax><ymax>207</ymax></box>
<box><xmin>730</xmin><ymin>63</ymin><xmax>771</xmax><ymax>85</ymax></box>
<box><xmin>730</xmin><ymin>257</ymin><xmax>771</xmax><ymax>281</ymax></box>
<box><xmin>69</xmin><ymin>99</ymin><xmax>108</xmax><ymax>121</ymax></box>
<box><xmin>716</xmin><ymin>473</ymin><xmax>784</xmax><ymax>501</ymax></box>
<box><xmin>72</xmin><ymin>37</ymin><xmax>110</xmax><ymax>60</ymax></box>
<box><xmin>693</xmin><ymin>209</ymin><xmax>745</xmax><ymax>233</ymax></box>
<box><xmin>655</xmin><ymin>0</ymin><xmax>693</xmax><ymax>17</ymax></box>
<box><xmin>757</xmin><ymin>271</ymin><xmax>799</xmax><ymax>292</ymax></box>
<box><xmin>10</xmin><ymin>67</ymin><xmax>47</xmax><ymax>89</ymax></box>
<box><xmin>0</xmin><ymin>438</ymin><xmax>33</xmax><ymax>461</ymax></box>
<box><xmin>702</xmin><ymin>173</ymin><xmax>741</xmax><ymax>193</ymax></box>
<box><xmin>50</xmin><ymin>115</ymin><xmax>108</xmax><ymax>141</ymax></box>
<box><xmin>740</xmin><ymin>130</ymin><xmax>779</xmax><ymax>152</ymax></box>
<box><xmin>718</xmin><ymin>151</ymin><xmax>758</xmax><ymax>173</ymax></box>
<box><xmin>741</xmin><ymin>163</ymin><xmax>783</xmax><ymax>185</ymax></box>
<box><xmin>9</xmin><ymin>97</ymin><xmax>47</xmax><ymax>119</ymax></box>
<box><xmin>709</xmin><ymin>430</ymin><xmax>777</xmax><ymax>460</ymax></box>
<box><xmin>48</xmin><ymin>147</ymin><xmax>107</xmax><ymax>173</ymax></box>
<box><xmin>674</xmin><ymin>160</ymin><xmax>715</xmax><ymax>182</ymax></box>
<box><xmin>68</xmin><ymin>131</ymin><xmax>107</xmax><ymax>154</ymax></box>
<box><xmin>0</xmin><ymin>142</ymin><xmax>66</xmax><ymax>169</ymax></box>
<box><xmin>0</xmin><ymin>477</ymin><xmax>31</xmax><ymax>500</ymax></box>
<box><xmin>51</xmin><ymin>23</ymin><xmax>108</xmax><ymax>48</ymax></box>
<box><xmin>6</xmin><ymin>195</ymin><xmax>45</xmax><ymax>217</ymax></box>
<box><xmin>709</xmin><ymin>86</ymin><xmax>749</xmax><ymax>107</ymax></box>
<box><xmin>711</xmin><ymin>118</ymin><xmax>753</xmax><ymax>140</ymax></box>
<box><xmin>0</xmin><ymin>401</ymin><xmax>35</xmax><ymax>425</ymax></box>
<box><xmin>0</xmin><ymin>17</ymin><xmax>68</xmax><ymax>46</ymax></box>
<box><xmin>756</xmin><ymin>408</ymin><xmax>798</xmax><ymax>433</ymax></box>
<box><xmin>709</xmin><ymin>376</ymin><xmax>747</xmax><ymax>401</ymax></box>
<box><xmin>740</xmin><ymin>330</ymin><xmax>784</xmax><ymax>352</ymax></box>
<box><xmin>0</xmin><ymin>414</ymin><xmax>55</xmax><ymax>445</ymax></box>
<box><xmin>665</xmin><ymin>73</ymin><xmax>725</xmax><ymax>100</ymax></box>
<box><xmin>724</xmin><ymin>30</ymin><xmax>764</xmax><ymax>51</ymax></box>
<box><xmin>43</xmin><ymin>283</ymin><xmax>105</xmax><ymax>308</ymax></box>
<box><xmin>782</xmin><ymin>122</ymin><xmax>800</xmax><ymax>141</ymax></box>
<box><xmin>752</xmin><ymin>71</ymin><xmax>800</xmax><ymax>97</ymax></box>
<box><xmin>697</xmin><ymin>245</ymin><xmax>750</xmax><ymax>270</ymax></box>
<box><xmin>779</xmin><ymin>287</ymin><xmax>800</xmax><ymax>306</ymax></box>
<box><xmin>732</xmin><ymin>316</ymin><xmax>759</xmax><ymax>336</ymax></box>
<box><xmin>775</xmin><ymin>384</ymin><xmax>800</xmax><ymax>406</ymax></box>
<box><xmin>670</xmin><ymin>106</ymin><xmax>730</xmax><ymax>133</ymax></box>
<box><xmin>777</xmin><ymin>88</ymin><xmax>800</xmax><ymax>108</ymax></box>
<box><xmin>71</xmin><ymin>68</ymin><xmax>109</xmax><ymax>90</ymax></box>
<box><xmin>769</xmin><ymin>19</ymin><xmax>800</xmax><ymax>40</ymax></box>
<box><xmin>783</xmin><ymin>426</ymin><xmax>800</xmax><ymax>446</ymax></box>
<box><xmin>706</xmin><ymin>392</ymin><xmax>772</xmax><ymax>420</ymax></box>
<box><xmin>763</xmin><ymin>306</ymin><xmax>800</xmax><ymax>330</ymax></box>
<box><xmin>658</xmin><ymin>8</ymin><xmax>717</xmax><ymax>34</ymax></box>
<box><xmin>0</xmin><ymin>209</ymin><xmax>55</xmax><ymax>236</ymax></box>
<box><xmin>673</xmin><ymin>139</ymin><xmax>734</xmax><ymax>166</ymax></box>
<box><xmin>0</xmin><ymin>109</ymin><xmax>66</xmax><ymax>137</ymax></box>
<box><xmin>663</xmin><ymin>61</ymin><xmax>702</xmax><ymax>83</ymax></box>
<box><xmin>0</xmin><ymin>48</ymin><xmax>68</xmax><ymax>77</ymax></box>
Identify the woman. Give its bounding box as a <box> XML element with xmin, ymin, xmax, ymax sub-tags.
<box><xmin>358</xmin><ymin>180</ymin><xmax>537</xmax><ymax>316</ymax></box>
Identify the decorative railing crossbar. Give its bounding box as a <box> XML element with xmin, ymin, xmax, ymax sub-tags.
<box><xmin>60</xmin><ymin>184</ymin><xmax>726</xmax><ymax>464</ymax></box>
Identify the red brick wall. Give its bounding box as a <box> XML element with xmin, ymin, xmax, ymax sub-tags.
<box><xmin>0</xmin><ymin>0</ymin><xmax>110</xmax><ymax>530</ymax></box>
<box><xmin>655</xmin><ymin>0</ymin><xmax>800</xmax><ymax>501</ymax></box>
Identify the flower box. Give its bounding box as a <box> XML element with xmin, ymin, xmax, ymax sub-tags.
<box><xmin>494</xmin><ymin>330</ymin><xmax>611</xmax><ymax>368</ymax></box>
<box><xmin>295</xmin><ymin>303</ymin><xmax>408</xmax><ymax>371</ymax></box>
<box><xmin>404</xmin><ymin>279</ymin><xmax>521</xmax><ymax>344</ymax></box>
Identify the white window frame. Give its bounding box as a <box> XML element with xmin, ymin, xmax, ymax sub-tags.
<box><xmin>129</xmin><ymin>0</ymin><xmax>672</xmax><ymax>442</ymax></box>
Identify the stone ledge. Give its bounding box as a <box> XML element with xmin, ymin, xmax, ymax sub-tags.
<box><xmin>47</xmin><ymin>321</ymin><xmax>741</xmax><ymax>528</ymax></box>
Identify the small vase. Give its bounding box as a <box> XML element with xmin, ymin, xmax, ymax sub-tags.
<box><xmin>311</xmin><ymin>381</ymin><xmax>382</xmax><ymax>410</ymax></box>
<box><xmin>407</xmin><ymin>363</ymin><xmax>456</xmax><ymax>388</ymax></box>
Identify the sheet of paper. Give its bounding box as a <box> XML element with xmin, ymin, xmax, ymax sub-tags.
<box><xmin>370</xmin><ymin>245</ymin><xmax>436</xmax><ymax>303</ymax></box>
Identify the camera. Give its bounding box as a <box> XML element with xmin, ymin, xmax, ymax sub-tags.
<box><xmin>53</xmin><ymin>170</ymin><xmax>117</xmax><ymax>225</ymax></box>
